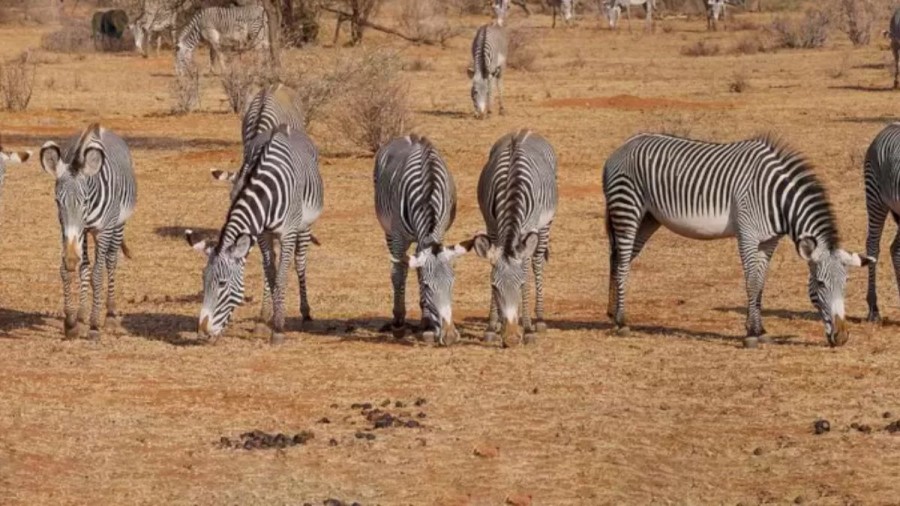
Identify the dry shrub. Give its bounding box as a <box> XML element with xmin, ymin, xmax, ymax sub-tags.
<box><xmin>339</xmin><ymin>78</ymin><xmax>411</xmax><ymax>154</ymax></box>
<box><xmin>731</xmin><ymin>34</ymin><xmax>766</xmax><ymax>55</ymax></box>
<box><xmin>220</xmin><ymin>53</ymin><xmax>273</xmax><ymax>114</ymax></box>
<box><xmin>770</xmin><ymin>9</ymin><xmax>830</xmax><ymax>49</ymax></box>
<box><xmin>730</xmin><ymin>17</ymin><xmax>758</xmax><ymax>31</ymax></box>
<box><xmin>449</xmin><ymin>0</ymin><xmax>485</xmax><ymax>15</ymax></box>
<box><xmin>40</xmin><ymin>22</ymin><xmax>94</xmax><ymax>53</ymax></box>
<box><xmin>95</xmin><ymin>31</ymin><xmax>135</xmax><ymax>53</ymax></box>
<box><xmin>507</xmin><ymin>28</ymin><xmax>537</xmax><ymax>71</ymax></box>
<box><xmin>728</xmin><ymin>71</ymin><xmax>749</xmax><ymax>93</ymax></box>
<box><xmin>403</xmin><ymin>57</ymin><xmax>434</xmax><ymax>71</ymax></box>
<box><xmin>171</xmin><ymin>63</ymin><xmax>200</xmax><ymax>114</ymax></box>
<box><xmin>681</xmin><ymin>40</ymin><xmax>720</xmax><ymax>57</ymax></box>
<box><xmin>0</xmin><ymin>51</ymin><xmax>36</xmax><ymax>111</ymax></box>
<box><xmin>832</xmin><ymin>0</ymin><xmax>876</xmax><ymax>46</ymax></box>
<box><xmin>398</xmin><ymin>0</ymin><xmax>459</xmax><ymax>45</ymax></box>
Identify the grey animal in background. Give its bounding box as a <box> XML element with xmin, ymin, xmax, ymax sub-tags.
<box><xmin>600</xmin><ymin>0</ymin><xmax>654</xmax><ymax>31</ymax></box>
<box><xmin>374</xmin><ymin>135</ymin><xmax>468</xmax><ymax>346</ymax></box>
<box><xmin>175</xmin><ymin>5</ymin><xmax>268</xmax><ymax>74</ymax></box>
<box><xmin>468</xmin><ymin>23</ymin><xmax>508</xmax><ymax>119</ymax></box>
<box><xmin>706</xmin><ymin>0</ymin><xmax>726</xmax><ymax>31</ymax></box>
<box><xmin>885</xmin><ymin>8</ymin><xmax>900</xmax><ymax>89</ymax></box>
<box><xmin>91</xmin><ymin>9</ymin><xmax>129</xmax><ymax>48</ymax></box>
<box><xmin>492</xmin><ymin>0</ymin><xmax>531</xmax><ymax>25</ymax></box>
<box><xmin>39</xmin><ymin>124</ymin><xmax>138</xmax><ymax>341</ymax></box>
<box><xmin>469</xmin><ymin>130</ymin><xmax>558</xmax><ymax>348</ymax></box>
<box><xmin>603</xmin><ymin>133</ymin><xmax>871</xmax><ymax>347</ymax></box>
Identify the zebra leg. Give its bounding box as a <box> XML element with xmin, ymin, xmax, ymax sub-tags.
<box><xmin>552</xmin><ymin>7</ymin><xmax>557</xmax><ymax>28</ymax></box>
<box><xmin>521</xmin><ymin>260</ymin><xmax>535</xmax><ymax>345</ymax></box>
<box><xmin>865</xmin><ymin>191</ymin><xmax>888</xmax><ymax>322</ymax></box>
<box><xmin>77</xmin><ymin>233</ymin><xmax>90</xmax><ymax>327</ymax></box>
<box><xmin>254</xmin><ymin>233</ymin><xmax>276</xmax><ymax>337</ymax></box>
<box><xmin>389</xmin><ymin>236</ymin><xmax>411</xmax><ymax>338</ymax></box>
<box><xmin>60</xmin><ymin>262</ymin><xmax>81</xmax><ymax>339</ymax></box>
<box><xmin>738</xmin><ymin>235</ymin><xmax>779</xmax><ymax>346</ymax></box>
<box><xmin>609</xmin><ymin>211</ymin><xmax>645</xmax><ymax>335</ymax></box>
<box><xmin>295</xmin><ymin>230</ymin><xmax>313</xmax><ymax>324</ymax></box>
<box><xmin>889</xmin><ymin>215</ymin><xmax>900</xmax><ymax>322</ymax></box>
<box><xmin>496</xmin><ymin>70</ymin><xmax>505</xmax><ymax>115</ymax></box>
<box><xmin>484</xmin><ymin>293</ymin><xmax>500</xmax><ymax>342</ymax></box>
<box><xmin>532</xmin><ymin>226</ymin><xmax>551</xmax><ymax>334</ymax></box>
<box><xmin>103</xmin><ymin>225</ymin><xmax>125</xmax><ymax>334</ymax></box>
<box><xmin>88</xmin><ymin>232</ymin><xmax>113</xmax><ymax>340</ymax></box>
<box><xmin>608</xmin><ymin>215</ymin><xmax>659</xmax><ymax>331</ymax></box>
<box><xmin>270</xmin><ymin>232</ymin><xmax>298</xmax><ymax>345</ymax></box>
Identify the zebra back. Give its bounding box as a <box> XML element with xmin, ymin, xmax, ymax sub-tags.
<box><xmin>241</xmin><ymin>83</ymin><xmax>304</xmax><ymax>146</ymax></box>
<box><xmin>471</xmin><ymin>24</ymin><xmax>508</xmax><ymax>78</ymax></box>
<box><xmin>478</xmin><ymin>129</ymin><xmax>558</xmax><ymax>254</ymax></box>
<box><xmin>374</xmin><ymin>135</ymin><xmax>456</xmax><ymax>248</ymax></box>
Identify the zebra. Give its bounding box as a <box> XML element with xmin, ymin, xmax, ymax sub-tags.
<box><xmin>468</xmin><ymin>23</ymin><xmax>508</xmax><ymax>119</ymax></box>
<box><xmin>175</xmin><ymin>5</ymin><xmax>268</xmax><ymax>75</ymax></box>
<box><xmin>186</xmin><ymin>124</ymin><xmax>323</xmax><ymax>345</ymax></box>
<box><xmin>131</xmin><ymin>0</ymin><xmax>194</xmax><ymax>58</ymax></box>
<box><xmin>603</xmin><ymin>133</ymin><xmax>872</xmax><ymax>347</ymax></box>
<box><xmin>0</xmin><ymin>133</ymin><xmax>31</xmax><ymax>199</ymax></box>
<box><xmin>467</xmin><ymin>129</ymin><xmax>558</xmax><ymax>348</ymax></box>
<box><xmin>884</xmin><ymin>8</ymin><xmax>900</xmax><ymax>89</ymax></box>
<box><xmin>601</xmin><ymin>0</ymin><xmax>653</xmax><ymax>31</ymax></box>
<box><xmin>39</xmin><ymin>124</ymin><xmax>137</xmax><ymax>341</ymax></box>
<box><xmin>492</xmin><ymin>0</ymin><xmax>532</xmax><ymax>25</ymax></box>
<box><xmin>862</xmin><ymin>123</ymin><xmax>900</xmax><ymax>323</ymax></box>
<box><xmin>548</xmin><ymin>0</ymin><xmax>574</xmax><ymax>28</ymax></box>
<box><xmin>374</xmin><ymin>135</ymin><xmax>468</xmax><ymax>346</ymax></box>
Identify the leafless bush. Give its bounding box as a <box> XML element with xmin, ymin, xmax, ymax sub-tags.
<box><xmin>731</xmin><ymin>34</ymin><xmax>766</xmax><ymax>55</ymax></box>
<box><xmin>398</xmin><ymin>0</ymin><xmax>459</xmax><ymax>45</ymax></box>
<box><xmin>728</xmin><ymin>71</ymin><xmax>749</xmax><ymax>93</ymax></box>
<box><xmin>770</xmin><ymin>9</ymin><xmax>830</xmax><ymax>49</ymax></box>
<box><xmin>507</xmin><ymin>28</ymin><xmax>537</xmax><ymax>71</ymax></box>
<box><xmin>171</xmin><ymin>63</ymin><xmax>200</xmax><ymax>114</ymax></box>
<box><xmin>449</xmin><ymin>0</ymin><xmax>486</xmax><ymax>15</ymax></box>
<box><xmin>681</xmin><ymin>40</ymin><xmax>720</xmax><ymax>57</ymax></box>
<box><xmin>219</xmin><ymin>54</ymin><xmax>273</xmax><ymax>114</ymax></box>
<box><xmin>339</xmin><ymin>77</ymin><xmax>412</xmax><ymax>154</ymax></box>
<box><xmin>832</xmin><ymin>0</ymin><xmax>876</xmax><ymax>46</ymax></box>
<box><xmin>40</xmin><ymin>22</ymin><xmax>94</xmax><ymax>53</ymax></box>
<box><xmin>0</xmin><ymin>51</ymin><xmax>36</xmax><ymax>111</ymax></box>
<box><xmin>403</xmin><ymin>57</ymin><xmax>434</xmax><ymax>71</ymax></box>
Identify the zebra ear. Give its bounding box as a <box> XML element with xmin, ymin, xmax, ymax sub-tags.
<box><xmin>210</xmin><ymin>169</ymin><xmax>236</xmax><ymax>182</ymax></box>
<box><xmin>838</xmin><ymin>250</ymin><xmax>875</xmax><ymax>268</ymax></box>
<box><xmin>228</xmin><ymin>234</ymin><xmax>253</xmax><ymax>258</ymax></box>
<box><xmin>443</xmin><ymin>244</ymin><xmax>468</xmax><ymax>260</ymax></box>
<box><xmin>466</xmin><ymin>67</ymin><xmax>475</xmax><ymax>79</ymax></box>
<box><xmin>185</xmin><ymin>229</ymin><xmax>214</xmax><ymax>257</ymax></box>
<box><xmin>797</xmin><ymin>236</ymin><xmax>819</xmax><ymax>262</ymax></box>
<box><xmin>518</xmin><ymin>232</ymin><xmax>540</xmax><ymax>259</ymax></box>
<box><xmin>467</xmin><ymin>234</ymin><xmax>492</xmax><ymax>259</ymax></box>
<box><xmin>40</xmin><ymin>142</ymin><xmax>63</xmax><ymax>178</ymax></box>
<box><xmin>82</xmin><ymin>147</ymin><xmax>104</xmax><ymax>176</ymax></box>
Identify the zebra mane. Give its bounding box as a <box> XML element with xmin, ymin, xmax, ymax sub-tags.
<box><xmin>753</xmin><ymin>133</ymin><xmax>841</xmax><ymax>248</ymax></box>
<box><xmin>410</xmin><ymin>134</ymin><xmax>442</xmax><ymax>241</ymax></box>
<box><xmin>498</xmin><ymin>129</ymin><xmax>532</xmax><ymax>255</ymax></box>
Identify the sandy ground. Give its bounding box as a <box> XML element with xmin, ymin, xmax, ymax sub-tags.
<box><xmin>1</xmin><ymin>3</ymin><xmax>900</xmax><ymax>505</ymax></box>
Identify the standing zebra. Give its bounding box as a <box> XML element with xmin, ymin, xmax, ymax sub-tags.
<box><xmin>706</xmin><ymin>0</ymin><xmax>729</xmax><ymax>31</ymax></box>
<box><xmin>469</xmin><ymin>130</ymin><xmax>558</xmax><ymax>348</ymax></box>
<box><xmin>131</xmin><ymin>0</ymin><xmax>194</xmax><ymax>58</ymax></box>
<box><xmin>374</xmin><ymin>135</ymin><xmax>468</xmax><ymax>346</ymax></box>
<box><xmin>187</xmin><ymin>124</ymin><xmax>323</xmax><ymax>344</ymax></box>
<box><xmin>600</xmin><ymin>0</ymin><xmax>654</xmax><ymax>31</ymax></box>
<box><xmin>548</xmin><ymin>0</ymin><xmax>574</xmax><ymax>28</ymax></box>
<box><xmin>39</xmin><ymin>124</ymin><xmax>137</xmax><ymax>340</ymax></box>
<box><xmin>884</xmin><ymin>8</ymin><xmax>900</xmax><ymax>89</ymax></box>
<box><xmin>468</xmin><ymin>23</ymin><xmax>508</xmax><ymax>119</ymax></box>
<box><xmin>603</xmin><ymin>133</ymin><xmax>871</xmax><ymax>347</ymax></box>
<box><xmin>175</xmin><ymin>5</ymin><xmax>268</xmax><ymax>74</ymax></box>
<box><xmin>862</xmin><ymin>123</ymin><xmax>900</xmax><ymax>323</ymax></box>
<box><xmin>492</xmin><ymin>0</ymin><xmax>531</xmax><ymax>25</ymax></box>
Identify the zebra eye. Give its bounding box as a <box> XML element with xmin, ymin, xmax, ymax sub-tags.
<box><xmin>217</xmin><ymin>280</ymin><xmax>227</xmax><ymax>288</ymax></box>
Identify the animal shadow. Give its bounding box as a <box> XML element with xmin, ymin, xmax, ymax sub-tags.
<box><xmin>121</xmin><ymin>313</ymin><xmax>204</xmax><ymax>346</ymax></box>
<box><xmin>829</xmin><ymin>85</ymin><xmax>895</xmax><ymax>93</ymax></box>
<box><xmin>154</xmin><ymin>226</ymin><xmax>218</xmax><ymax>241</ymax></box>
<box><xmin>0</xmin><ymin>308</ymin><xmax>50</xmax><ymax>338</ymax></box>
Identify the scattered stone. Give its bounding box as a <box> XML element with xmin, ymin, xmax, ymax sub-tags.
<box><xmin>417</xmin><ymin>412</ymin><xmax>427</xmax><ymax>419</ymax></box>
<box><xmin>351</xmin><ymin>402</ymin><xmax>373</xmax><ymax>410</ymax></box>
<box><xmin>794</xmin><ymin>496</ymin><xmax>805</xmax><ymax>505</ymax></box>
<box><xmin>850</xmin><ymin>423</ymin><xmax>872</xmax><ymax>434</ymax></box>
<box><xmin>323</xmin><ymin>500</ymin><xmax>344</xmax><ymax>506</ymax></box>
<box><xmin>317</xmin><ymin>417</ymin><xmax>331</xmax><ymax>424</ymax></box>
<box><xmin>813</xmin><ymin>419</ymin><xmax>830</xmax><ymax>435</ymax></box>
<box><xmin>329</xmin><ymin>438</ymin><xmax>339</xmax><ymax>446</ymax></box>
<box><xmin>330</xmin><ymin>403</ymin><xmax>339</xmax><ymax>409</ymax></box>
<box><xmin>884</xmin><ymin>411</ymin><xmax>893</xmax><ymax>419</ymax></box>
<box><xmin>473</xmin><ymin>443</ymin><xmax>500</xmax><ymax>458</ymax></box>
<box><xmin>354</xmin><ymin>431</ymin><xmax>376</xmax><ymax>441</ymax></box>
<box><xmin>414</xmin><ymin>397</ymin><xmax>427</xmax><ymax>407</ymax></box>
<box><xmin>381</xmin><ymin>399</ymin><xmax>391</xmax><ymax>407</ymax></box>
<box><xmin>394</xmin><ymin>401</ymin><xmax>405</xmax><ymax>408</ymax></box>
<box><xmin>885</xmin><ymin>420</ymin><xmax>900</xmax><ymax>434</ymax></box>
<box><xmin>505</xmin><ymin>492</ymin><xmax>532</xmax><ymax>506</ymax></box>
<box><xmin>531</xmin><ymin>387</ymin><xmax>538</xmax><ymax>394</ymax></box>
<box><xmin>405</xmin><ymin>420</ymin><xmax>421</xmax><ymax>428</ymax></box>
<box><xmin>219</xmin><ymin>429</ymin><xmax>313</xmax><ymax>450</ymax></box>
<box><xmin>752</xmin><ymin>447</ymin><xmax>764</xmax><ymax>456</ymax></box>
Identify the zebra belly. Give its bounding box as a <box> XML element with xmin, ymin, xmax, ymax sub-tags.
<box><xmin>651</xmin><ymin>209</ymin><xmax>736</xmax><ymax>240</ymax></box>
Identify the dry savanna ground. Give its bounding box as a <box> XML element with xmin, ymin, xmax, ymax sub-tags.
<box><xmin>2</xmin><ymin>3</ymin><xmax>900</xmax><ymax>505</ymax></box>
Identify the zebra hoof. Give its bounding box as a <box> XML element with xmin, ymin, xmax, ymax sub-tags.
<box><xmin>535</xmin><ymin>321</ymin><xmax>548</xmax><ymax>334</ymax></box>
<box><xmin>270</xmin><ymin>332</ymin><xmax>285</xmax><ymax>346</ymax></box>
<box><xmin>743</xmin><ymin>337</ymin><xmax>760</xmax><ymax>349</ymax></box>
<box><xmin>502</xmin><ymin>334</ymin><xmax>522</xmax><ymax>349</ymax></box>
<box><xmin>614</xmin><ymin>326</ymin><xmax>630</xmax><ymax>337</ymax></box>
<box><xmin>523</xmin><ymin>333</ymin><xmax>537</xmax><ymax>345</ymax></box>
<box><xmin>392</xmin><ymin>325</ymin><xmax>407</xmax><ymax>339</ymax></box>
<box><xmin>421</xmin><ymin>331</ymin><xmax>436</xmax><ymax>345</ymax></box>
<box><xmin>254</xmin><ymin>323</ymin><xmax>271</xmax><ymax>337</ymax></box>
<box><xmin>88</xmin><ymin>329</ymin><xmax>101</xmax><ymax>341</ymax></box>
<box><xmin>867</xmin><ymin>313</ymin><xmax>882</xmax><ymax>324</ymax></box>
<box><xmin>483</xmin><ymin>331</ymin><xmax>498</xmax><ymax>343</ymax></box>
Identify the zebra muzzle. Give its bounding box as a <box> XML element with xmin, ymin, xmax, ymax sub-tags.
<box><xmin>64</xmin><ymin>239</ymin><xmax>81</xmax><ymax>272</ymax></box>
<box><xmin>501</xmin><ymin>320</ymin><xmax>522</xmax><ymax>348</ymax></box>
<box><xmin>831</xmin><ymin>317</ymin><xmax>850</xmax><ymax>347</ymax></box>
<box><xmin>199</xmin><ymin>315</ymin><xmax>210</xmax><ymax>337</ymax></box>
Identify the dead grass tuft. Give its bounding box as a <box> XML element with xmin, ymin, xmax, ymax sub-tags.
<box><xmin>398</xmin><ymin>0</ymin><xmax>460</xmax><ymax>46</ymax></box>
<box><xmin>0</xmin><ymin>50</ymin><xmax>36</xmax><ymax>111</ymax></box>
<box><xmin>507</xmin><ymin>28</ymin><xmax>538</xmax><ymax>71</ymax></box>
<box><xmin>40</xmin><ymin>21</ymin><xmax>94</xmax><ymax>53</ymax></box>
<box><xmin>171</xmin><ymin>63</ymin><xmax>200</xmax><ymax>115</ymax></box>
<box><xmin>402</xmin><ymin>57</ymin><xmax>434</xmax><ymax>72</ymax></box>
<box><xmin>730</xmin><ymin>34</ymin><xmax>767</xmax><ymax>55</ymax></box>
<box><xmin>833</xmin><ymin>0</ymin><xmax>876</xmax><ymax>46</ymax></box>
<box><xmin>219</xmin><ymin>54</ymin><xmax>273</xmax><ymax>114</ymax></box>
<box><xmin>728</xmin><ymin>71</ymin><xmax>750</xmax><ymax>93</ymax></box>
<box><xmin>681</xmin><ymin>40</ymin><xmax>720</xmax><ymax>57</ymax></box>
<box><xmin>770</xmin><ymin>9</ymin><xmax>830</xmax><ymax>49</ymax></box>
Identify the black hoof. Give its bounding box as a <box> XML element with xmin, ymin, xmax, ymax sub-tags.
<box><xmin>867</xmin><ymin>312</ymin><xmax>882</xmax><ymax>324</ymax></box>
<box><xmin>88</xmin><ymin>329</ymin><xmax>101</xmax><ymax>341</ymax></box>
<box><xmin>392</xmin><ymin>325</ymin><xmax>407</xmax><ymax>339</ymax></box>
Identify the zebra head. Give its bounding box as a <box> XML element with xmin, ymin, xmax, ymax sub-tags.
<box><xmin>798</xmin><ymin>237</ymin><xmax>873</xmax><ymax>347</ymax></box>
<box><xmin>492</xmin><ymin>0</ymin><xmax>510</xmax><ymax>25</ymax></box>
<box><xmin>39</xmin><ymin>125</ymin><xmax>105</xmax><ymax>272</ymax></box>
<box><xmin>395</xmin><ymin>243</ymin><xmax>468</xmax><ymax>345</ymax></box>
<box><xmin>470</xmin><ymin>231</ymin><xmax>539</xmax><ymax>346</ymax></box>
<box><xmin>186</xmin><ymin>230</ymin><xmax>252</xmax><ymax>339</ymax></box>
<box><xmin>468</xmin><ymin>68</ymin><xmax>490</xmax><ymax>119</ymax></box>
<box><xmin>561</xmin><ymin>0</ymin><xmax>574</xmax><ymax>23</ymax></box>
<box><xmin>603</xmin><ymin>1</ymin><xmax>621</xmax><ymax>29</ymax></box>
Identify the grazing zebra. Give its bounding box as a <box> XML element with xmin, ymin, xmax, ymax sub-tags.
<box><xmin>468</xmin><ymin>23</ymin><xmax>508</xmax><ymax>119</ymax></box>
<box><xmin>187</xmin><ymin>124</ymin><xmax>323</xmax><ymax>344</ymax></box>
<box><xmin>548</xmin><ymin>0</ymin><xmax>574</xmax><ymax>28</ymax></box>
<box><xmin>0</xmin><ymin>134</ymin><xmax>31</xmax><ymax>199</ymax></box>
<box><xmin>862</xmin><ymin>123</ymin><xmax>900</xmax><ymax>323</ymax></box>
<box><xmin>374</xmin><ymin>135</ymin><xmax>467</xmax><ymax>346</ymax></box>
<box><xmin>492</xmin><ymin>0</ymin><xmax>531</xmax><ymax>25</ymax></box>
<box><xmin>39</xmin><ymin>124</ymin><xmax>137</xmax><ymax>340</ymax></box>
<box><xmin>131</xmin><ymin>0</ymin><xmax>194</xmax><ymax>57</ymax></box>
<box><xmin>603</xmin><ymin>133</ymin><xmax>871</xmax><ymax>347</ymax></box>
<box><xmin>175</xmin><ymin>5</ymin><xmax>268</xmax><ymax>74</ymax></box>
<box><xmin>885</xmin><ymin>8</ymin><xmax>900</xmax><ymax>89</ymax></box>
<box><xmin>468</xmin><ymin>130</ymin><xmax>558</xmax><ymax>348</ymax></box>
<box><xmin>601</xmin><ymin>0</ymin><xmax>653</xmax><ymax>31</ymax></box>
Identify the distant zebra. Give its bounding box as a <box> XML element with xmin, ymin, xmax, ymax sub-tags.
<box><xmin>131</xmin><ymin>0</ymin><xmax>194</xmax><ymax>57</ymax></box>
<box><xmin>187</xmin><ymin>124</ymin><xmax>323</xmax><ymax>344</ymax></box>
<box><xmin>0</xmin><ymin>133</ymin><xmax>31</xmax><ymax>200</ymax></box>
<box><xmin>468</xmin><ymin>130</ymin><xmax>558</xmax><ymax>348</ymax></box>
<box><xmin>374</xmin><ymin>135</ymin><xmax>468</xmax><ymax>346</ymax></box>
<box><xmin>862</xmin><ymin>123</ymin><xmax>900</xmax><ymax>322</ymax></box>
<box><xmin>492</xmin><ymin>0</ymin><xmax>532</xmax><ymax>25</ymax></box>
<box><xmin>603</xmin><ymin>133</ymin><xmax>870</xmax><ymax>347</ymax></box>
<box><xmin>175</xmin><ymin>5</ymin><xmax>268</xmax><ymax>74</ymax></box>
<box><xmin>468</xmin><ymin>23</ymin><xmax>508</xmax><ymax>119</ymax></box>
<box><xmin>885</xmin><ymin>8</ymin><xmax>900</xmax><ymax>89</ymax></box>
<box><xmin>601</xmin><ymin>0</ymin><xmax>653</xmax><ymax>31</ymax></box>
<box><xmin>548</xmin><ymin>0</ymin><xmax>574</xmax><ymax>28</ymax></box>
<box><xmin>39</xmin><ymin>124</ymin><xmax>137</xmax><ymax>340</ymax></box>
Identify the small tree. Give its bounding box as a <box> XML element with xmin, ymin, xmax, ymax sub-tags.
<box><xmin>0</xmin><ymin>51</ymin><xmax>36</xmax><ymax>112</ymax></box>
<box><xmin>833</xmin><ymin>0</ymin><xmax>875</xmax><ymax>46</ymax></box>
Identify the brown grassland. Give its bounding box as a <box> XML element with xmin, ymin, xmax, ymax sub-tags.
<box><xmin>2</xmin><ymin>2</ymin><xmax>900</xmax><ymax>505</ymax></box>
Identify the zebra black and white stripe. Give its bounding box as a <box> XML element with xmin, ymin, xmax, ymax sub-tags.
<box><xmin>468</xmin><ymin>23</ymin><xmax>508</xmax><ymax>119</ymax></box>
<box><xmin>603</xmin><ymin>133</ymin><xmax>871</xmax><ymax>347</ymax></box>
<box><xmin>187</xmin><ymin>124</ymin><xmax>323</xmax><ymax>344</ymax></box>
<box><xmin>862</xmin><ymin>123</ymin><xmax>900</xmax><ymax>323</ymax></box>
<box><xmin>374</xmin><ymin>135</ymin><xmax>467</xmax><ymax>346</ymax></box>
<box><xmin>131</xmin><ymin>0</ymin><xmax>194</xmax><ymax>57</ymax></box>
<box><xmin>885</xmin><ymin>8</ymin><xmax>900</xmax><ymax>89</ymax></box>
<box><xmin>39</xmin><ymin>124</ymin><xmax>137</xmax><ymax>340</ymax></box>
<box><xmin>469</xmin><ymin>129</ymin><xmax>558</xmax><ymax>348</ymax></box>
<box><xmin>548</xmin><ymin>0</ymin><xmax>574</xmax><ymax>28</ymax></box>
<box><xmin>175</xmin><ymin>5</ymin><xmax>268</xmax><ymax>74</ymax></box>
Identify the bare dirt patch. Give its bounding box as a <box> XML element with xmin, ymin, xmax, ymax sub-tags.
<box><xmin>542</xmin><ymin>94</ymin><xmax>735</xmax><ymax>111</ymax></box>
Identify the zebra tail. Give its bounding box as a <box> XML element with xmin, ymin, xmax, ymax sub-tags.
<box><xmin>121</xmin><ymin>239</ymin><xmax>133</xmax><ymax>259</ymax></box>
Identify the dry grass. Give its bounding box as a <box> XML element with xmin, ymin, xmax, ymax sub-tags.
<box><xmin>171</xmin><ymin>62</ymin><xmax>200</xmax><ymax>114</ymax></box>
<box><xmin>2</xmin><ymin>4</ymin><xmax>900</xmax><ymax>505</ymax></box>
<box><xmin>770</xmin><ymin>9</ymin><xmax>830</xmax><ymax>49</ymax></box>
<box><xmin>681</xmin><ymin>39</ymin><xmax>720</xmax><ymax>57</ymax></box>
<box><xmin>39</xmin><ymin>22</ymin><xmax>94</xmax><ymax>53</ymax></box>
<box><xmin>0</xmin><ymin>50</ymin><xmax>35</xmax><ymax>111</ymax></box>
<box><xmin>728</xmin><ymin>70</ymin><xmax>750</xmax><ymax>93</ymax></box>
<box><xmin>507</xmin><ymin>28</ymin><xmax>537</xmax><ymax>71</ymax></box>
<box><xmin>731</xmin><ymin>33</ymin><xmax>767</xmax><ymax>55</ymax></box>
<box><xmin>219</xmin><ymin>54</ymin><xmax>272</xmax><ymax>114</ymax></box>
<box><xmin>398</xmin><ymin>0</ymin><xmax>460</xmax><ymax>46</ymax></box>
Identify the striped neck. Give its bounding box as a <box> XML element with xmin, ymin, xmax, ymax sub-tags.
<box><xmin>178</xmin><ymin>15</ymin><xmax>201</xmax><ymax>51</ymax></box>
